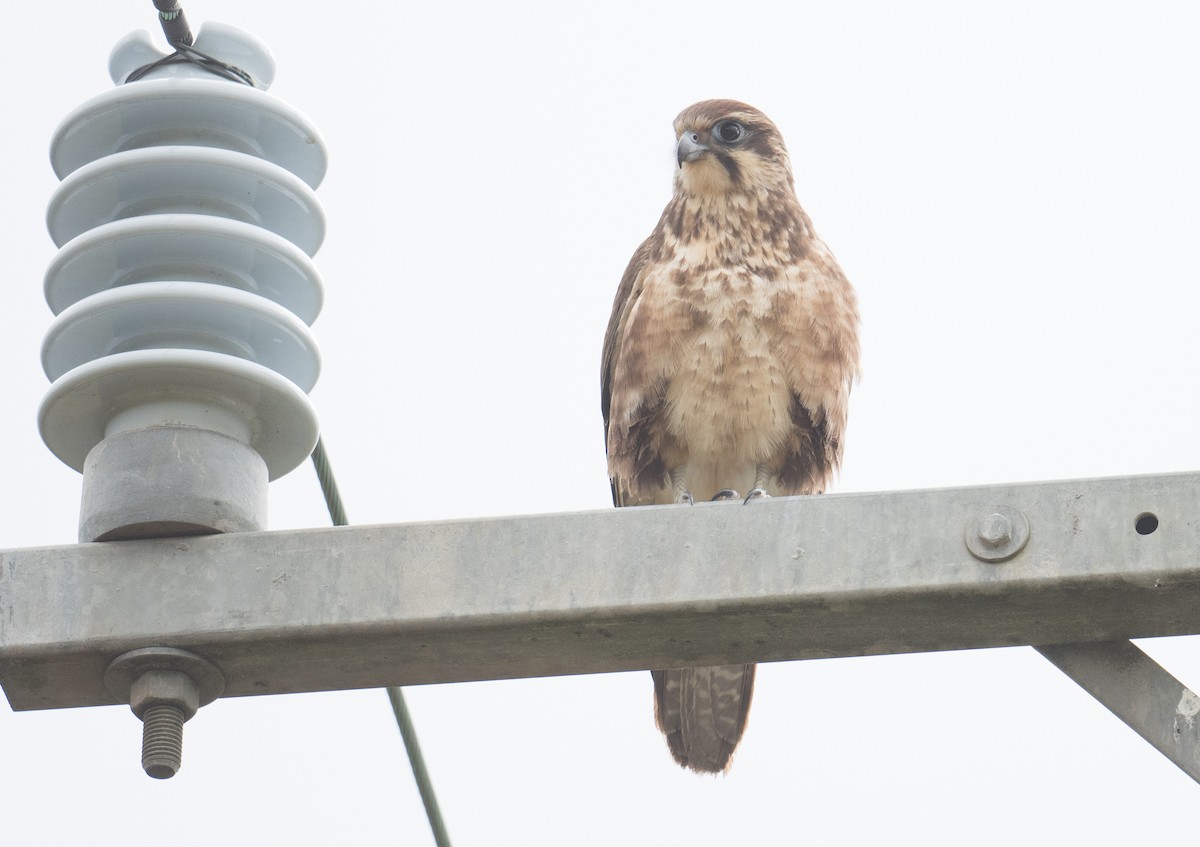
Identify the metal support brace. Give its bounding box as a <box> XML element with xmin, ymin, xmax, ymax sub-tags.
<box><xmin>1036</xmin><ymin>641</ymin><xmax>1200</xmax><ymax>781</ymax></box>
<box><xmin>2</xmin><ymin>471</ymin><xmax>1200</xmax><ymax>780</ymax></box>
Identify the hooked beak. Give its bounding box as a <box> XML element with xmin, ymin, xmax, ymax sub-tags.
<box><xmin>676</xmin><ymin>131</ymin><xmax>708</xmax><ymax>167</ymax></box>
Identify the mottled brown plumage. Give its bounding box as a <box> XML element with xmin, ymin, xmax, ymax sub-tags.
<box><xmin>601</xmin><ymin>100</ymin><xmax>859</xmax><ymax>773</ymax></box>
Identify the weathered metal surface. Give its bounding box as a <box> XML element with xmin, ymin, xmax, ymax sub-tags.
<box><xmin>1</xmin><ymin>472</ymin><xmax>1197</xmax><ymax>711</ymax></box>
<box><xmin>1037</xmin><ymin>641</ymin><xmax>1200</xmax><ymax>782</ymax></box>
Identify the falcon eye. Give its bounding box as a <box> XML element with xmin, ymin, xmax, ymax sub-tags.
<box><xmin>713</xmin><ymin>120</ymin><xmax>746</xmax><ymax>144</ymax></box>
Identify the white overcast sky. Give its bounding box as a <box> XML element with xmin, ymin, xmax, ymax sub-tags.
<box><xmin>3</xmin><ymin>1</ymin><xmax>1200</xmax><ymax>844</ymax></box>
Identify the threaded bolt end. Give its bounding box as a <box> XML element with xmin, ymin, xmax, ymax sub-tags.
<box><xmin>141</xmin><ymin>704</ymin><xmax>185</xmax><ymax>779</ymax></box>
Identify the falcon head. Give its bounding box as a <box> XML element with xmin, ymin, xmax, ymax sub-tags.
<box><xmin>672</xmin><ymin>99</ymin><xmax>794</xmax><ymax>198</ymax></box>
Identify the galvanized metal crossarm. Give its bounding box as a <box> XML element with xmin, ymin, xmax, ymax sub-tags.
<box><xmin>2</xmin><ymin>471</ymin><xmax>1199</xmax><ymax>778</ymax></box>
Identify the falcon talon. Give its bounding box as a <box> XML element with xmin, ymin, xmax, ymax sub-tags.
<box><xmin>711</xmin><ymin>489</ymin><xmax>740</xmax><ymax>501</ymax></box>
<box><xmin>743</xmin><ymin>488</ymin><xmax>770</xmax><ymax>504</ymax></box>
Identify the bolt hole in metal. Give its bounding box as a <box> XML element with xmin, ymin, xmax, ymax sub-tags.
<box><xmin>1135</xmin><ymin>512</ymin><xmax>1159</xmax><ymax>535</ymax></box>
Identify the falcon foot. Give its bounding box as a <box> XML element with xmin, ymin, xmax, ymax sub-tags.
<box><xmin>711</xmin><ymin>489</ymin><xmax>740</xmax><ymax>501</ymax></box>
<box><xmin>743</xmin><ymin>488</ymin><xmax>770</xmax><ymax>504</ymax></box>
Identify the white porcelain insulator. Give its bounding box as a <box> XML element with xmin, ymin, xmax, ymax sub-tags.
<box><xmin>39</xmin><ymin>22</ymin><xmax>329</xmax><ymax>541</ymax></box>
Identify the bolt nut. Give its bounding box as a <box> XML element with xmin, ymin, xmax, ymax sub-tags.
<box><xmin>104</xmin><ymin>647</ymin><xmax>225</xmax><ymax>708</ymax></box>
<box><xmin>130</xmin><ymin>669</ymin><xmax>200</xmax><ymax>721</ymax></box>
<box><xmin>965</xmin><ymin>505</ymin><xmax>1029</xmax><ymax>562</ymax></box>
<box><xmin>104</xmin><ymin>648</ymin><xmax>225</xmax><ymax>780</ymax></box>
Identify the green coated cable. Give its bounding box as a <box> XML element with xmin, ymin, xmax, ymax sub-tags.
<box><xmin>386</xmin><ymin>688</ymin><xmax>452</xmax><ymax>846</ymax></box>
<box><xmin>311</xmin><ymin>438</ymin><xmax>453</xmax><ymax>847</ymax></box>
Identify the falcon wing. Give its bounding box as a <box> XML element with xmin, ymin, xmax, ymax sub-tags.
<box><xmin>601</xmin><ymin>234</ymin><xmax>656</xmax><ymax>508</ymax></box>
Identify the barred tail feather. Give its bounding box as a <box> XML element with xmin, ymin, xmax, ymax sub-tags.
<box><xmin>652</xmin><ymin>664</ymin><xmax>755</xmax><ymax>773</ymax></box>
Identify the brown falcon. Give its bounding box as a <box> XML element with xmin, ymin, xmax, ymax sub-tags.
<box><xmin>601</xmin><ymin>100</ymin><xmax>860</xmax><ymax>773</ymax></box>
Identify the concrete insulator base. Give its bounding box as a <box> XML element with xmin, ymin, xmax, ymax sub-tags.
<box><xmin>79</xmin><ymin>425</ymin><xmax>268</xmax><ymax>542</ymax></box>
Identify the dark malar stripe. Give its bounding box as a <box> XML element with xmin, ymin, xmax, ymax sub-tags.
<box><xmin>716</xmin><ymin>152</ymin><xmax>742</xmax><ymax>185</ymax></box>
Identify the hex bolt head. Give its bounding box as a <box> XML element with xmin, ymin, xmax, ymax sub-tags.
<box><xmin>965</xmin><ymin>505</ymin><xmax>1030</xmax><ymax>563</ymax></box>
<box><xmin>977</xmin><ymin>513</ymin><xmax>1013</xmax><ymax>548</ymax></box>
